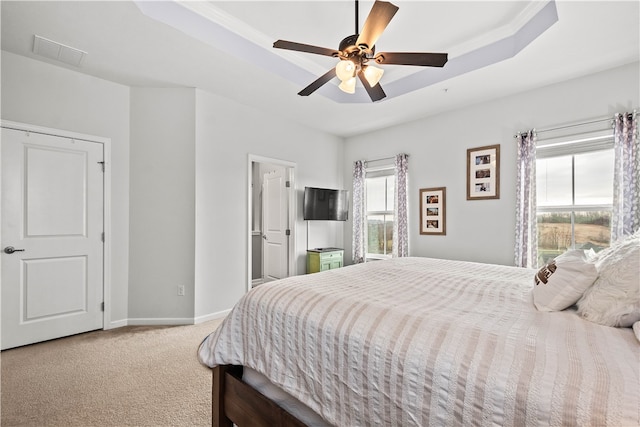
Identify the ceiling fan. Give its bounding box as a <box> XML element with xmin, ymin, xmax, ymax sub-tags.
<box><xmin>273</xmin><ymin>0</ymin><xmax>448</xmax><ymax>102</ymax></box>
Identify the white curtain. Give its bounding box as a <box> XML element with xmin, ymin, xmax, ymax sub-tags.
<box><xmin>515</xmin><ymin>130</ymin><xmax>538</xmax><ymax>268</ymax></box>
<box><xmin>393</xmin><ymin>153</ymin><xmax>409</xmax><ymax>257</ymax></box>
<box><xmin>352</xmin><ymin>160</ymin><xmax>365</xmax><ymax>264</ymax></box>
<box><xmin>611</xmin><ymin>111</ymin><xmax>639</xmax><ymax>241</ymax></box>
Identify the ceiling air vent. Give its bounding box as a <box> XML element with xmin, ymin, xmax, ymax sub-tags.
<box><xmin>33</xmin><ymin>35</ymin><xmax>86</xmax><ymax>67</ymax></box>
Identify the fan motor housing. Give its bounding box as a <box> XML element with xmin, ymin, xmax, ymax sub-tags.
<box><xmin>339</xmin><ymin>34</ymin><xmax>374</xmax><ymax>65</ymax></box>
<box><xmin>338</xmin><ymin>34</ymin><xmax>358</xmax><ymax>52</ymax></box>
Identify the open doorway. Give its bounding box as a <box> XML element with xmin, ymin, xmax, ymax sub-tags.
<box><xmin>247</xmin><ymin>155</ymin><xmax>296</xmax><ymax>292</ymax></box>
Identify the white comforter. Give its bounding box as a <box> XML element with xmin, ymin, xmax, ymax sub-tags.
<box><xmin>198</xmin><ymin>257</ymin><xmax>640</xmax><ymax>426</ymax></box>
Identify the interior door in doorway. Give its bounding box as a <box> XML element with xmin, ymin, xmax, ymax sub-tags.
<box><xmin>1</xmin><ymin>128</ymin><xmax>104</xmax><ymax>350</ymax></box>
<box><xmin>262</xmin><ymin>168</ymin><xmax>289</xmax><ymax>282</ymax></box>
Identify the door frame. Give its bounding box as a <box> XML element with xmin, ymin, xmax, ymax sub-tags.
<box><xmin>0</xmin><ymin>120</ymin><xmax>113</xmax><ymax>330</ymax></box>
<box><xmin>247</xmin><ymin>154</ymin><xmax>296</xmax><ymax>293</ymax></box>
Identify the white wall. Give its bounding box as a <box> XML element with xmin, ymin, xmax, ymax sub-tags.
<box><xmin>129</xmin><ymin>88</ymin><xmax>196</xmax><ymax>322</ymax></box>
<box><xmin>1</xmin><ymin>51</ymin><xmax>131</xmax><ymax>327</ymax></box>
<box><xmin>7</xmin><ymin>48</ymin><xmax>632</xmax><ymax>322</ymax></box>
<box><xmin>1</xmin><ymin>50</ymin><xmax>344</xmax><ymax>324</ymax></box>
<box><xmin>343</xmin><ymin>62</ymin><xmax>640</xmax><ymax>266</ymax></box>
<box><xmin>193</xmin><ymin>89</ymin><xmax>344</xmax><ymax>319</ymax></box>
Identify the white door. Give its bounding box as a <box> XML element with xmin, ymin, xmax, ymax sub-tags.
<box><xmin>1</xmin><ymin>128</ymin><xmax>104</xmax><ymax>350</ymax></box>
<box><xmin>262</xmin><ymin>168</ymin><xmax>288</xmax><ymax>282</ymax></box>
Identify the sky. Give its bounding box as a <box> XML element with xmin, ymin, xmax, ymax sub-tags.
<box><xmin>536</xmin><ymin>149</ymin><xmax>614</xmax><ymax>207</ymax></box>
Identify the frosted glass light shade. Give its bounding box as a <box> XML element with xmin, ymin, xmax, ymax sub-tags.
<box><xmin>339</xmin><ymin>77</ymin><xmax>356</xmax><ymax>94</ymax></box>
<box><xmin>335</xmin><ymin>60</ymin><xmax>356</xmax><ymax>81</ymax></box>
<box><xmin>363</xmin><ymin>65</ymin><xmax>384</xmax><ymax>87</ymax></box>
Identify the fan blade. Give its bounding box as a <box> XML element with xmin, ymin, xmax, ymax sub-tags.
<box><xmin>298</xmin><ymin>68</ymin><xmax>337</xmax><ymax>96</ymax></box>
<box><xmin>375</xmin><ymin>52</ymin><xmax>448</xmax><ymax>67</ymax></box>
<box><xmin>274</xmin><ymin>40</ymin><xmax>339</xmax><ymax>57</ymax></box>
<box><xmin>355</xmin><ymin>1</ymin><xmax>399</xmax><ymax>52</ymax></box>
<box><xmin>357</xmin><ymin>71</ymin><xmax>386</xmax><ymax>102</ymax></box>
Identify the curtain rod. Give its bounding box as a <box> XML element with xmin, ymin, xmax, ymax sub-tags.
<box><xmin>513</xmin><ymin>110</ymin><xmax>637</xmax><ymax>139</ymax></box>
<box><xmin>513</xmin><ymin>117</ymin><xmax>611</xmax><ymax>139</ymax></box>
<box><xmin>365</xmin><ymin>156</ymin><xmax>394</xmax><ymax>163</ymax></box>
<box><xmin>363</xmin><ymin>154</ymin><xmax>410</xmax><ymax>164</ymax></box>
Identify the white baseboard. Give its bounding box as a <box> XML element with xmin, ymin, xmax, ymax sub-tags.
<box><xmin>107</xmin><ymin>319</ymin><xmax>128</xmax><ymax>329</ymax></box>
<box><xmin>194</xmin><ymin>309</ymin><xmax>231</xmax><ymax>324</ymax></box>
<box><xmin>109</xmin><ymin>310</ymin><xmax>231</xmax><ymax>328</ymax></box>
<box><xmin>127</xmin><ymin>318</ymin><xmax>195</xmax><ymax>326</ymax></box>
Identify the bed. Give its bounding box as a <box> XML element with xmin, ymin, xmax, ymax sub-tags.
<box><xmin>198</xmin><ymin>256</ymin><xmax>640</xmax><ymax>426</ymax></box>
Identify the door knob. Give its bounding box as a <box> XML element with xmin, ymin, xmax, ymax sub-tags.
<box><xmin>3</xmin><ymin>246</ymin><xmax>25</xmax><ymax>254</ymax></box>
<box><xmin>262</xmin><ymin>235</ymin><xmax>267</xmax><ymax>240</ymax></box>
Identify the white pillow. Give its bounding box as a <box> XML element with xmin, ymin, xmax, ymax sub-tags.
<box><xmin>576</xmin><ymin>232</ymin><xmax>640</xmax><ymax>327</ymax></box>
<box><xmin>533</xmin><ymin>249</ymin><xmax>598</xmax><ymax>312</ymax></box>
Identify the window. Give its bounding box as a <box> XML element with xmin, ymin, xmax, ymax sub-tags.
<box><xmin>536</xmin><ymin>128</ymin><xmax>614</xmax><ymax>266</ymax></box>
<box><xmin>365</xmin><ymin>172</ymin><xmax>394</xmax><ymax>260</ymax></box>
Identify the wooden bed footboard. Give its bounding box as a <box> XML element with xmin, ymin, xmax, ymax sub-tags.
<box><xmin>212</xmin><ymin>365</ymin><xmax>308</xmax><ymax>427</ymax></box>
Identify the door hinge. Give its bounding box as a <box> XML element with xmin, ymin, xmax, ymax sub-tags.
<box><xmin>101</xmin><ymin>302</ymin><xmax>105</xmax><ymax>311</ymax></box>
<box><xmin>101</xmin><ymin>232</ymin><xmax>105</xmax><ymax>242</ymax></box>
<box><xmin>98</xmin><ymin>161</ymin><xmax>105</xmax><ymax>172</ymax></box>
<box><xmin>285</xmin><ymin>181</ymin><xmax>290</xmax><ymax>188</ymax></box>
<box><xmin>285</xmin><ymin>229</ymin><xmax>291</xmax><ymax>236</ymax></box>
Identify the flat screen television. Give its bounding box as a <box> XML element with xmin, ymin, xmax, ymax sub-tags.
<box><xmin>303</xmin><ymin>187</ymin><xmax>349</xmax><ymax>221</ymax></box>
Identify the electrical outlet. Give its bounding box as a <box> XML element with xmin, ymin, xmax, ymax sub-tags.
<box><xmin>177</xmin><ymin>285</ymin><xmax>185</xmax><ymax>296</ymax></box>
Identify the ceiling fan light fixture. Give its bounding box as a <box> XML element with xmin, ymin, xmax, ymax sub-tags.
<box><xmin>335</xmin><ymin>59</ymin><xmax>357</xmax><ymax>82</ymax></box>
<box><xmin>339</xmin><ymin>77</ymin><xmax>357</xmax><ymax>94</ymax></box>
<box><xmin>363</xmin><ymin>65</ymin><xmax>384</xmax><ymax>87</ymax></box>
<box><xmin>273</xmin><ymin>0</ymin><xmax>448</xmax><ymax>101</ymax></box>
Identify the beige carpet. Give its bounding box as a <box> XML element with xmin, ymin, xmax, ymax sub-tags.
<box><xmin>1</xmin><ymin>319</ymin><xmax>223</xmax><ymax>427</ymax></box>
